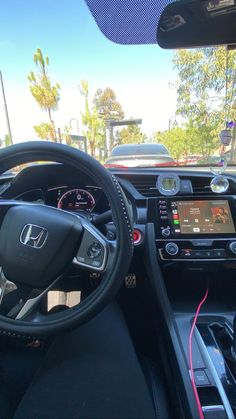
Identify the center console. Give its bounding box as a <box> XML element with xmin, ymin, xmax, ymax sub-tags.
<box><xmin>155</xmin><ymin>196</ymin><xmax>236</xmax><ymax>418</ymax></box>
<box><xmin>156</xmin><ymin>197</ymin><xmax>236</xmax><ymax>261</ymax></box>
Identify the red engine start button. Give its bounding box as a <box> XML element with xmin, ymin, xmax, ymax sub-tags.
<box><xmin>133</xmin><ymin>229</ymin><xmax>142</xmax><ymax>244</ymax></box>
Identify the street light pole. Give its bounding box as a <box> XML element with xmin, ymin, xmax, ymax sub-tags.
<box><xmin>69</xmin><ymin>118</ymin><xmax>79</xmax><ymax>134</ymax></box>
<box><xmin>104</xmin><ymin>119</ymin><xmax>113</xmax><ymax>156</ymax></box>
<box><xmin>0</xmin><ymin>71</ymin><xmax>13</xmax><ymax>145</ymax></box>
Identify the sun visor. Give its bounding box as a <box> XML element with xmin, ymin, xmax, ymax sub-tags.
<box><xmin>84</xmin><ymin>0</ymin><xmax>172</xmax><ymax>44</ymax></box>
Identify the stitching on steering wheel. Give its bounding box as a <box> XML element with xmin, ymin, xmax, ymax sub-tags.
<box><xmin>0</xmin><ymin>329</ymin><xmax>38</xmax><ymax>340</ymax></box>
<box><xmin>111</xmin><ymin>175</ymin><xmax>134</xmax><ymax>252</ymax></box>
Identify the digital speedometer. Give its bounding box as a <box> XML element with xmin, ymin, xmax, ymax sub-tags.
<box><xmin>57</xmin><ymin>189</ymin><xmax>95</xmax><ymax>212</ymax></box>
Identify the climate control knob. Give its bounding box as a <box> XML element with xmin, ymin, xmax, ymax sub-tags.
<box><xmin>162</xmin><ymin>228</ymin><xmax>170</xmax><ymax>238</ymax></box>
<box><xmin>229</xmin><ymin>241</ymin><xmax>236</xmax><ymax>255</ymax></box>
<box><xmin>165</xmin><ymin>242</ymin><xmax>179</xmax><ymax>256</ymax></box>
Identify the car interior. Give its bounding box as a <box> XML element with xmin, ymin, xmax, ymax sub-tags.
<box><xmin>1</xmin><ymin>0</ymin><xmax>236</xmax><ymax>418</ymax></box>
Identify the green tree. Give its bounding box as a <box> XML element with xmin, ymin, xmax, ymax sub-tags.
<box><xmin>156</xmin><ymin>124</ymin><xmax>220</xmax><ymax>163</ymax></box>
<box><xmin>93</xmin><ymin>87</ymin><xmax>124</xmax><ymax>153</ymax></box>
<box><xmin>116</xmin><ymin>124</ymin><xmax>146</xmax><ymax>145</ymax></box>
<box><xmin>173</xmin><ymin>47</ymin><xmax>236</xmax><ymax>159</ymax></box>
<box><xmin>4</xmin><ymin>134</ymin><xmax>11</xmax><ymax>147</ymax></box>
<box><xmin>80</xmin><ymin>80</ymin><xmax>104</xmax><ymax>157</ymax></box>
<box><xmin>204</xmin><ymin>48</ymin><xmax>236</xmax><ymax>123</ymax></box>
<box><xmin>33</xmin><ymin>123</ymin><xmax>54</xmax><ymax>141</ymax></box>
<box><xmin>28</xmin><ymin>48</ymin><xmax>61</xmax><ymax>141</ymax></box>
<box><xmin>94</xmin><ymin>87</ymin><xmax>124</xmax><ymax>121</ymax></box>
<box><xmin>154</xmin><ymin>127</ymin><xmax>188</xmax><ymax>161</ymax></box>
<box><xmin>186</xmin><ymin>122</ymin><xmax>218</xmax><ymax>159</ymax></box>
<box><xmin>0</xmin><ymin>135</ymin><xmax>13</xmax><ymax>148</ymax></box>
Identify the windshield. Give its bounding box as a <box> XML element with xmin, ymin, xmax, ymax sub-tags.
<box><xmin>1</xmin><ymin>1</ymin><xmax>236</xmax><ymax>169</ymax></box>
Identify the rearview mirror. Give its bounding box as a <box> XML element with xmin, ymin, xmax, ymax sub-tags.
<box><xmin>157</xmin><ymin>0</ymin><xmax>236</xmax><ymax>49</ymax></box>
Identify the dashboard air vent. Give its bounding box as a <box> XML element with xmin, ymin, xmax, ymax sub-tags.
<box><xmin>130</xmin><ymin>175</ymin><xmax>213</xmax><ymax>196</ymax></box>
<box><xmin>125</xmin><ymin>176</ymin><xmax>158</xmax><ymax>196</ymax></box>
<box><xmin>121</xmin><ymin>174</ymin><xmax>235</xmax><ymax>197</ymax></box>
<box><xmin>191</xmin><ymin>176</ymin><xmax>234</xmax><ymax>195</ymax></box>
<box><xmin>191</xmin><ymin>177</ymin><xmax>212</xmax><ymax>194</ymax></box>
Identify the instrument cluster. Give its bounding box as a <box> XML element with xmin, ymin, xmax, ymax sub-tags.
<box><xmin>45</xmin><ymin>185</ymin><xmax>109</xmax><ymax>213</ymax></box>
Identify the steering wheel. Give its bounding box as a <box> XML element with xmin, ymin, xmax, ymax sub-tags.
<box><xmin>0</xmin><ymin>142</ymin><xmax>133</xmax><ymax>337</ymax></box>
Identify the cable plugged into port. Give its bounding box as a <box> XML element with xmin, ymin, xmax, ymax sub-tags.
<box><xmin>189</xmin><ymin>288</ymin><xmax>209</xmax><ymax>419</ymax></box>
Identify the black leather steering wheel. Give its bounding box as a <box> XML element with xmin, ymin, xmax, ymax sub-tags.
<box><xmin>0</xmin><ymin>142</ymin><xmax>133</xmax><ymax>337</ymax></box>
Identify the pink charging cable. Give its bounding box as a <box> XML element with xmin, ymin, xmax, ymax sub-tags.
<box><xmin>189</xmin><ymin>288</ymin><xmax>209</xmax><ymax>419</ymax></box>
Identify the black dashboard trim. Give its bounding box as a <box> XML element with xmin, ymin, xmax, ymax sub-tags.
<box><xmin>144</xmin><ymin>222</ymin><xmax>200</xmax><ymax>419</ymax></box>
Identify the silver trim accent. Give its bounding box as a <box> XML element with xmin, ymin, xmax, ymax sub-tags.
<box><xmin>47</xmin><ymin>185</ymin><xmax>102</xmax><ymax>192</ymax></box>
<box><xmin>229</xmin><ymin>241</ymin><xmax>236</xmax><ymax>254</ymax></box>
<box><xmin>0</xmin><ymin>200</ymin><xmax>36</xmax><ymax>207</ymax></box>
<box><xmin>20</xmin><ymin>224</ymin><xmax>48</xmax><ymax>249</ymax></box>
<box><xmin>73</xmin><ymin>222</ymin><xmax>108</xmax><ymax>272</ymax></box>
<box><xmin>157</xmin><ymin>237</ymin><xmax>236</xmax><ymax>261</ymax></box>
<box><xmin>125</xmin><ymin>273</ymin><xmax>136</xmax><ymax>288</ymax></box>
<box><xmin>156</xmin><ymin>237</ymin><xmax>236</xmax><ymax>241</ymax></box>
<box><xmin>0</xmin><ymin>269</ymin><xmax>17</xmax><ymax>305</ymax></box>
<box><xmin>16</xmin><ymin>275</ymin><xmax>62</xmax><ymax>320</ymax></box>
<box><xmin>13</xmin><ymin>188</ymin><xmax>44</xmax><ymax>201</ymax></box>
<box><xmin>0</xmin><ymin>269</ymin><xmax>7</xmax><ymax>304</ymax></box>
<box><xmin>165</xmin><ymin>242</ymin><xmax>179</xmax><ymax>256</ymax></box>
<box><xmin>158</xmin><ymin>249</ymin><xmax>236</xmax><ymax>262</ymax></box>
<box><xmin>47</xmin><ymin>185</ymin><xmax>68</xmax><ymax>191</ymax></box>
<box><xmin>194</xmin><ymin>327</ymin><xmax>235</xmax><ymax>419</ymax></box>
<box><xmin>202</xmin><ymin>405</ymin><xmax>225</xmax><ymax>412</ymax></box>
<box><xmin>157</xmin><ymin>173</ymin><xmax>180</xmax><ymax>196</ymax></box>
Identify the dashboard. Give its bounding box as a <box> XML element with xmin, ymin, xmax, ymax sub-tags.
<box><xmin>16</xmin><ymin>185</ymin><xmax>109</xmax><ymax>214</ymax></box>
<box><xmin>2</xmin><ymin>163</ymin><xmax>236</xmax><ymax>270</ymax></box>
<box><xmin>0</xmin><ymin>163</ymin><xmax>111</xmax><ymax>216</ymax></box>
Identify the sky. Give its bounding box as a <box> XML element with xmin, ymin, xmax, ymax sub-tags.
<box><xmin>0</xmin><ymin>0</ymin><xmax>177</xmax><ymax>143</ymax></box>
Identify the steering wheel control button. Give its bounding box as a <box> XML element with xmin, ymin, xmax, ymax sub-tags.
<box><xmin>107</xmin><ymin>230</ymin><xmax>116</xmax><ymax>240</ymax></box>
<box><xmin>165</xmin><ymin>242</ymin><xmax>179</xmax><ymax>256</ymax></box>
<box><xmin>74</xmin><ymin>226</ymin><xmax>107</xmax><ymax>271</ymax></box>
<box><xmin>229</xmin><ymin>242</ymin><xmax>236</xmax><ymax>255</ymax></box>
<box><xmin>87</xmin><ymin>242</ymin><xmax>102</xmax><ymax>259</ymax></box>
<box><xmin>161</xmin><ymin>228</ymin><xmax>171</xmax><ymax>238</ymax></box>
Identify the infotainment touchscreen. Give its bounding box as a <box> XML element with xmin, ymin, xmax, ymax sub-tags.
<box><xmin>171</xmin><ymin>200</ymin><xmax>235</xmax><ymax>234</ymax></box>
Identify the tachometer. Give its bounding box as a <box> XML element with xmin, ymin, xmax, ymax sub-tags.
<box><xmin>57</xmin><ymin>189</ymin><xmax>95</xmax><ymax>212</ymax></box>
